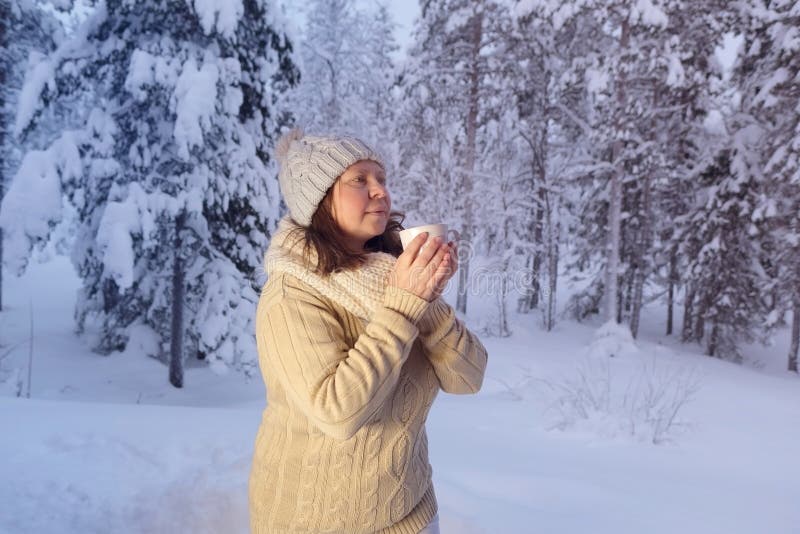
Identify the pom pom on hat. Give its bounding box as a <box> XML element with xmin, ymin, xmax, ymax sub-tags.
<box><xmin>274</xmin><ymin>127</ymin><xmax>385</xmax><ymax>227</ymax></box>
<box><xmin>275</xmin><ymin>127</ymin><xmax>304</xmax><ymax>166</ymax></box>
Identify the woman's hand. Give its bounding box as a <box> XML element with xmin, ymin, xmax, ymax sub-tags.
<box><xmin>389</xmin><ymin>232</ymin><xmax>453</xmax><ymax>302</ymax></box>
<box><xmin>429</xmin><ymin>239</ymin><xmax>458</xmax><ymax>301</ymax></box>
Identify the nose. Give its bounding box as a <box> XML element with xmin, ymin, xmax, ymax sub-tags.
<box><xmin>369</xmin><ymin>180</ymin><xmax>388</xmax><ymax>199</ymax></box>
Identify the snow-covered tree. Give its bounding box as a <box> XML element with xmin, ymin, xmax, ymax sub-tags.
<box><xmin>0</xmin><ymin>0</ymin><xmax>299</xmax><ymax>386</ymax></box>
<box><xmin>554</xmin><ymin>1</ymin><xmax>737</xmax><ymax>340</ymax></box>
<box><xmin>675</xmin><ymin>145</ymin><xmax>771</xmax><ymax>361</ymax></box>
<box><xmin>0</xmin><ymin>0</ymin><xmax>64</xmax><ymax>311</ymax></box>
<box><xmin>576</xmin><ymin>1</ymin><xmax>677</xmax><ymax>327</ymax></box>
<box><xmin>642</xmin><ymin>2</ymin><xmax>737</xmax><ymax>340</ymax></box>
<box><xmin>734</xmin><ymin>0</ymin><xmax>800</xmax><ymax>372</ymax></box>
<box><xmin>291</xmin><ymin>0</ymin><xmax>398</xmax><ymax>150</ymax></box>
<box><xmin>399</xmin><ymin>0</ymin><xmax>509</xmax><ymax>314</ymax></box>
<box><xmin>471</xmin><ymin>111</ymin><xmax>529</xmax><ymax>337</ymax></box>
<box><xmin>505</xmin><ymin>1</ymin><xmax>592</xmax><ymax>331</ymax></box>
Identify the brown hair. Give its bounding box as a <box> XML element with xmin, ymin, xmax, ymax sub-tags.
<box><xmin>287</xmin><ymin>186</ymin><xmax>406</xmax><ymax>275</ymax></box>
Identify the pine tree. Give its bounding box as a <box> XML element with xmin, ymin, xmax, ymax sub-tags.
<box><xmin>676</xmin><ymin>145</ymin><xmax>770</xmax><ymax>361</ymax></box>
<box><xmin>1</xmin><ymin>0</ymin><xmax>299</xmax><ymax>386</ymax></box>
<box><xmin>0</xmin><ymin>0</ymin><xmax>63</xmax><ymax>311</ymax></box>
<box><xmin>556</xmin><ymin>1</ymin><xmax>736</xmax><ymax>339</ymax></box>
<box><xmin>646</xmin><ymin>2</ymin><xmax>737</xmax><ymax>340</ymax></box>
<box><xmin>735</xmin><ymin>0</ymin><xmax>800</xmax><ymax>372</ymax></box>
<box><xmin>507</xmin><ymin>1</ymin><xmax>591</xmax><ymax>331</ymax></box>
<box><xmin>559</xmin><ymin>0</ymin><xmax>674</xmax><ymax>327</ymax></box>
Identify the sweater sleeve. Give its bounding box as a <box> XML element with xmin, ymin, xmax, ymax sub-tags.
<box><xmin>417</xmin><ymin>298</ymin><xmax>488</xmax><ymax>394</ymax></box>
<box><xmin>256</xmin><ymin>278</ymin><xmax>430</xmax><ymax>441</ymax></box>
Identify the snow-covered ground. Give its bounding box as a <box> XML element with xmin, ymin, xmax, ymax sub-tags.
<box><xmin>1</xmin><ymin>255</ymin><xmax>799</xmax><ymax>534</ymax></box>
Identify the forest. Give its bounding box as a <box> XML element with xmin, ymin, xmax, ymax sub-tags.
<box><xmin>1</xmin><ymin>0</ymin><xmax>798</xmax><ymax>388</ymax></box>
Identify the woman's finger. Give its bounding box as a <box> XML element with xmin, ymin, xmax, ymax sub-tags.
<box><xmin>426</xmin><ymin>242</ymin><xmax>448</xmax><ymax>274</ymax></box>
<box><xmin>428</xmin><ymin>254</ymin><xmax>451</xmax><ymax>295</ymax></box>
<box><xmin>399</xmin><ymin>232</ymin><xmax>428</xmax><ymax>266</ymax></box>
<box><xmin>412</xmin><ymin>235</ymin><xmax>442</xmax><ymax>267</ymax></box>
<box><xmin>436</xmin><ymin>251</ymin><xmax>451</xmax><ymax>277</ymax></box>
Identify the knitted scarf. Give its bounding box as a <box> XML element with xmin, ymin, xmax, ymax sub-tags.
<box><xmin>263</xmin><ymin>215</ymin><xmax>397</xmax><ymax>321</ymax></box>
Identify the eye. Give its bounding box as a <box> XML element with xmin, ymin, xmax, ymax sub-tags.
<box><xmin>377</xmin><ymin>175</ymin><xmax>387</xmax><ymax>185</ymax></box>
<box><xmin>353</xmin><ymin>175</ymin><xmax>366</xmax><ymax>183</ymax></box>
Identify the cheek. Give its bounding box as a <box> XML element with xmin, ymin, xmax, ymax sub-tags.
<box><xmin>342</xmin><ymin>192</ymin><xmax>368</xmax><ymax>221</ymax></box>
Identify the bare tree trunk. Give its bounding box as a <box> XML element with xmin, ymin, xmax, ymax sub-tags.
<box><xmin>496</xmin><ymin>216</ymin><xmax>511</xmax><ymax>337</ymax></box>
<box><xmin>706</xmin><ymin>321</ymin><xmax>718</xmax><ymax>357</ymax></box>
<box><xmin>605</xmin><ymin>18</ymin><xmax>629</xmax><ymax>324</ymax></box>
<box><xmin>497</xmin><ymin>266</ymin><xmax>510</xmax><ymax>337</ymax></box>
<box><xmin>629</xmin><ymin>265</ymin><xmax>642</xmax><ymax>337</ymax></box>
<box><xmin>518</xmin><ymin>129</ymin><xmax>547</xmax><ymax>314</ymax></box>
<box><xmin>693</xmin><ymin>297</ymin><xmax>707</xmax><ymax>343</ymax></box>
<box><xmin>666</xmin><ymin>246</ymin><xmax>677</xmax><ymax>335</ymax></box>
<box><xmin>169</xmin><ymin>211</ymin><xmax>186</xmax><ymax>389</ymax></box>
<box><xmin>544</xmin><ymin>193</ymin><xmax>558</xmax><ymax>332</ymax></box>
<box><xmin>531</xmin><ymin>184</ymin><xmax>545</xmax><ymax>306</ymax></box>
<box><xmin>517</xmin><ymin>252</ymin><xmax>534</xmax><ymax>313</ymax></box>
<box><xmin>789</xmin><ymin>297</ymin><xmax>799</xmax><ymax>373</ymax></box>
<box><xmin>325</xmin><ymin>58</ymin><xmax>340</xmax><ymax>127</ymax></box>
<box><xmin>624</xmin><ymin>269</ymin><xmax>634</xmax><ymax>314</ymax></box>
<box><xmin>456</xmin><ymin>12</ymin><xmax>482</xmax><ymax>314</ymax></box>
<box><xmin>630</xmin><ymin>173</ymin><xmax>652</xmax><ymax>339</ymax></box>
<box><xmin>682</xmin><ymin>284</ymin><xmax>695</xmax><ymax>342</ymax></box>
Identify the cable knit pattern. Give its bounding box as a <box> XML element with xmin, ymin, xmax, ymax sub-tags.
<box><xmin>249</xmin><ymin>217</ymin><xmax>489</xmax><ymax>534</ymax></box>
<box><xmin>357</xmin><ymin>424</ymin><xmax>382</xmax><ymax>529</ymax></box>
<box><xmin>294</xmin><ymin>434</ymin><xmax>323</xmax><ymax>531</ymax></box>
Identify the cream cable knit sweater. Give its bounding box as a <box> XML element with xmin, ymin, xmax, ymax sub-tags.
<box><xmin>249</xmin><ymin>217</ymin><xmax>489</xmax><ymax>533</ymax></box>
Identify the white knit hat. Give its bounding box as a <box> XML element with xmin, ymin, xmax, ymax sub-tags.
<box><xmin>274</xmin><ymin>127</ymin><xmax>385</xmax><ymax>227</ymax></box>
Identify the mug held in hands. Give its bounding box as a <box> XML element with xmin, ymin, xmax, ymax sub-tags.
<box><xmin>398</xmin><ymin>223</ymin><xmax>459</xmax><ymax>250</ymax></box>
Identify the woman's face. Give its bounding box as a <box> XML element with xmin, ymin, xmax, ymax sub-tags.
<box><xmin>330</xmin><ymin>160</ymin><xmax>390</xmax><ymax>251</ymax></box>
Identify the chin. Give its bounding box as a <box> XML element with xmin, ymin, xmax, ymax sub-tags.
<box><xmin>368</xmin><ymin>226</ymin><xmax>386</xmax><ymax>238</ymax></box>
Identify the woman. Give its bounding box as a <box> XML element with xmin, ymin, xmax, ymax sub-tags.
<box><xmin>249</xmin><ymin>128</ymin><xmax>488</xmax><ymax>534</ymax></box>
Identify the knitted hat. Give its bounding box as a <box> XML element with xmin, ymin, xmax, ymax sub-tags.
<box><xmin>274</xmin><ymin>127</ymin><xmax>385</xmax><ymax>227</ymax></box>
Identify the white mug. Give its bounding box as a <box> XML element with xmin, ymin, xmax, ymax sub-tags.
<box><xmin>398</xmin><ymin>223</ymin><xmax>458</xmax><ymax>250</ymax></box>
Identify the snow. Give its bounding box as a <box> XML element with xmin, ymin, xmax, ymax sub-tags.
<box><xmin>13</xmin><ymin>50</ymin><xmax>57</xmax><ymax>138</ymax></box>
<box><xmin>714</xmin><ymin>32</ymin><xmax>743</xmax><ymax>82</ymax></box>
<box><xmin>0</xmin><ymin>132</ymin><xmax>81</xmax><ymax>275</ymax></box>
<box><xmin>2</xmin><ymin>256</ymin><xmax>799</xmax><ymax>533</ymax></box>
<box><xmin>172</xmin><ymin>55</ymin><xmax>220</xmax><ymax>160</ymax></box>
<box><xmin>631</xmin><ymin>0</ymin><xmax>668</xmax><ymax>28</ymax></box>
<box><xmin>665</xmin><ymin>54</ymin><xmax>685</xmax><ymax>87</ymax></box>
<box><xmin>189</xmin><ymin>0</ymin><xmax>244</xmax><ymax>39</ymax></box>
<box><xmin>703</xmin><ymin>109</ymin><xmax>727</xmax><ymax>136</ymax></box>
<box><xmin>551</xmin><ymin>2</ymin><xmax>580</xmax><ymax>32</ymax></box>
<box><xmin>42</xmin><ymin>0</ymin><xmax>75</xmax><ymax>11</ymax></box>
<box><xmin>95</xmin><ymin>198</ymin><xmax>140</xmax><ymax>291</ymax></box>
<box><xmin>124</xmin><ymin>49</ymin><xmax>181</xmax><ymax>100</ymax></box>
<box><xmin>776</xmin><ymin>23</ymin><xmax>799</xmax><ymax>52</ymax></box>
<box><xmin>585</xmin><ymin>67</ymin><xmax>609</xmax><ymax>97</ymax></box>
<box><xmin>753</xmin><ymin>67</ymin><xmax>791</xmax><ymax>108</ymax></box>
